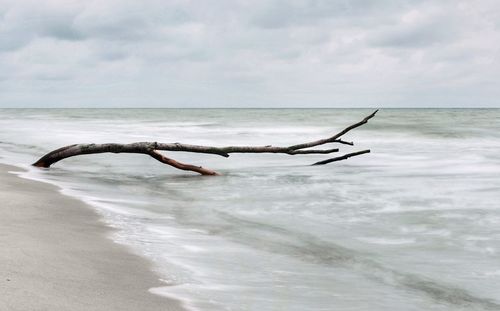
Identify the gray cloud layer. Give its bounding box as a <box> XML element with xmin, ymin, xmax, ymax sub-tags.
<box><xmin>0</xmin><ymin>0</ymin><xmax>499</xmax><ymax>107</ymax></box>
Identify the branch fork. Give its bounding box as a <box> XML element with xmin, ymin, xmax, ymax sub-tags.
<box><xmin>33</xmin><ymin>110</ymin><xmax>378</xmax><ymax>175</ymax></box>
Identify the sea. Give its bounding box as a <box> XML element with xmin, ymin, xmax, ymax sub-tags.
<box><xmin>0</xmin><ymin>108</ymin><xmax>499</xmax><ymax>311</ymax></box>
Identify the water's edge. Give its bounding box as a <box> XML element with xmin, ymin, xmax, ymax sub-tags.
<box><xmin>2</xmin><ymin>109</ymin><xmax>500</xmax><ymax>311</ymax></box>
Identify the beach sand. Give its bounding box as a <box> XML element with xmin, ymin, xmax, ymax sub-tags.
<box><xmin>0</xmin><ymin>164</ymin><xmax>183</xmax><ymax>311</ymax></box>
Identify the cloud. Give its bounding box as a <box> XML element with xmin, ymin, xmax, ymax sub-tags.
<box><xmin>0</xmin><ymin>0</ymin><xmax>499</xmax><ymax>107</ymax></box>
<box><xmin>369</xmin><ymin>6</ymin><xmax>461</xmax><ymax>48</ymax></box>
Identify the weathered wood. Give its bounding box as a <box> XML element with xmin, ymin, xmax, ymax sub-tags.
<box><xmin>148</xmin><ymin>150</ymin><xmax>219</xmax><ymax>176</ymax></box>
<box><xmin>312</xmin><ymin>150</ymin><xmax>371</xmax><ymax>165</ymax></box>
<box><xmin>33</xmin><ymin>110</ymin><xmax>378</xmax><ymax>175</ymax></box>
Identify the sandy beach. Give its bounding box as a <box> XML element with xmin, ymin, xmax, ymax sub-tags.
<box><xmin>0</xmin><ymin>164</ymin><xmax>182</xmax><ymax>311</ymax></box>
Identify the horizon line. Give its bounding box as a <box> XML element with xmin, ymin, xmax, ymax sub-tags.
<box><xmin>1</xmin><ymin>107</ymin><xmax>499</xmax><ymax>109</ymax></box>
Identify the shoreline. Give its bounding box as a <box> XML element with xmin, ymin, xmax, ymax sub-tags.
<box><xmin>0</xmin><ymin>164</ymin><xmax>184</xmax><ymax>311</ymax></box>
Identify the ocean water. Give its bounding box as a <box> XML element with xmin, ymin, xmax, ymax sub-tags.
<box><xmin>1</xmin><ymin>108</ymin><xmax>500</xmax><ymax>311</ymax></box>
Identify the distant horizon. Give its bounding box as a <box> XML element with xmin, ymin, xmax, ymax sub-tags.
<box><xmin>2</xmin><ymin>106</ymin><xmax>500</xmax><ymax>109</ymax></box>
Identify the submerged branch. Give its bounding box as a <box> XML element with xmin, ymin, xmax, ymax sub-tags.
<box><xmin>311</xmin><ymin>150</ymin><xmax>371</xmax><ymax>166</ymax></box>
<box><xmin>33</xmin><ymin>110</ymin><xmax>378</xmax><ymax>175</ymax></box>
<box><xmin>148</xmin><ymin>150</ymin><xmax>219</xmax><ymax>176</ymax></box>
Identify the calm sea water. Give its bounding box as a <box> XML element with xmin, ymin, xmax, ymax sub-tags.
<box><xmin>1</xmin><ymin>108</ymin><xmax>500</xmax><ymax>311</ymax></box>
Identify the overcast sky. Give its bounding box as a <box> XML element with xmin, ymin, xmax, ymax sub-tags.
<box><xmin>0</xmin><ymin>0</ymin><xmax>499</xmax><ymax>108</ymax></box>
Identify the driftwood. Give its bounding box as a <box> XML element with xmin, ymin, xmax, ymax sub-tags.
<box><xmin>33</xmin><ymin>110</ymin><xmax>378</xmax><ymax>175</ymax></box>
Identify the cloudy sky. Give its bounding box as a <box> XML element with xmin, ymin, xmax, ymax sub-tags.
<box><xmin>0</xmin><ymin>0</ymin><xmax>499</xmax><ymax>108</ymax></box>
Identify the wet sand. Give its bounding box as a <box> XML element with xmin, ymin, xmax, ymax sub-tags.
<box><xmin>0</xmin><ymin>164</ymin><xmax>183</xmax><ymax>311</ymax></box>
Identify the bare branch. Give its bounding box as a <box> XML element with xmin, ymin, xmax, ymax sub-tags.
<box><xmin>32</xmin><ymin>110</ymin><xmax>378</xmax><ymax>175</ymax></box>
<box><xmin>33</xmin><ymin>143</ymin><xmax>156</xmax><ymax>168</ymax></box>
<box><xmin>148</xmin><ymin>151</ymin><xmax>219</xmax><ymax>176</ymax></box>
<box><xmin>287</xmin><ymin>109</ymin><xmax>377</xmax><ymax>150</ymax></box>
<box><xmin>311</xmin><ymin>150</ymin><xmax>371</xmax><ymax>166</ymax></box>
<box><xmin>155</xmin><ymin>143</ymin><xmax>230</xmax><ymax>157</ymax></box>
<box><xmin>333</xmin><ymin>139</ymin><xmax>354</xmax><ymax>146</ymax></box>
<box><xmin>288</xmin><ymin>148</ymin><xmax>339</xmax><ymax>155</ymax></box>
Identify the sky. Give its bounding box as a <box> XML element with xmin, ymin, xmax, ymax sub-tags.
<box><xmin>0</xmin><ymin>0</ymin><xmax>499</xmax><ymax>108</ymax></box>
